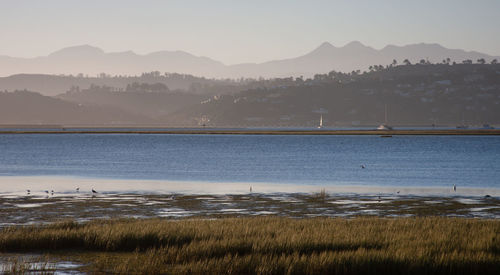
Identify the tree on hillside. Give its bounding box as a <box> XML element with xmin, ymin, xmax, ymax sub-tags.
<box><xmin>491</xmin><ymin>59</ymin><xmax>497</xmax><ymax>64</ymax></box>
<box><xmin>403</xmin><ymin>59</ymin><xmax>411</xmax><ymax>66</ymax></box>
<box><xmin>126</xmin><ymin>82</ymin><xmax>169</xmax><ymax>93</ymax></box>
<box><xmin>477</xmin><ymin>58</ymin><xmax>486</xmax><ymax>64</ymax></box>
<box><xmin>327</xmin><ymin>71</ymin><xmax>337</xmax><ymax>79</ymax></box>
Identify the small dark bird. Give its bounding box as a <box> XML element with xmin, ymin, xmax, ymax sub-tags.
<box><xmin>250</xmin><ymin>186</ymin><xmax>252</xmax><ymax>192</ymax></box>
<box><xmin>361</xmin><ymin>164</ymin><xmax>366</xmax><ymax>169</ymax></box>
<box><xmin>453</xmin><ymin>184</ymin><xmax>456</xmax><ymax>192</ymax></box>
<box><xmin>92</xmin><ymin>188</ymin><xmax>98</xmax><ymax>194</ymax></box>
<box><xmin>44</xmin><ymin>190</ymin><xmax>49</xmax><ymax>194</ymax></box>
<box><xmin>51</xmin><ymin>190</ymin><xmax>54</xmax><ymax>195</ymax></box>
<box><xmin>26</xmin><ymin>189</ymin><xmax>30</xmax><ymax>194</ymax></box>
<box><xmin>397</xmin><ymin>191</ymin><xmax>400</xmax><ymax>194</ymax></box>
<box><xmin>76</xmin><ymin>187</ymin><xmax>80</xmax><ymax>192</ymax></box>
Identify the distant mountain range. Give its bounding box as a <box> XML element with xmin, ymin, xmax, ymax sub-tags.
<box><xmin>0</xmin><ymin>42</ymin><xmax>498</xmax><ymax>78</ymax></box>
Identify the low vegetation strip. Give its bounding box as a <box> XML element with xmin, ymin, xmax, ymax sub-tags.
<box><xmin>1</xmin><ymin>217</ymin><xmax>499</xmax><ymax>274</ymax></box>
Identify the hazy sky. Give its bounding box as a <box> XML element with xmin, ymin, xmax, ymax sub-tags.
<box><xmin>1</xmin><ymin>0</ymin><xmax>499</xmax><ymax>64</ymax></box>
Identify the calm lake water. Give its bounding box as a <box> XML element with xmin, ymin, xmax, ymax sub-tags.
<box><xmin>1</xmin><ymin>134</ymin><xmax>499</xmax><ymax>190</ymax></box>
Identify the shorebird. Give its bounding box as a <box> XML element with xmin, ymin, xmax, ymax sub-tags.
<box><xmin>92</xmin><ymin>188</ymin><xmax>98</xmax><ymax>194</ymax></box>
<box><xmin>397</xmin><ymin>191</ymin><xmax>400</xmax><ymax>194</ymax></box>
<box><xmin>76</xmin><ymin>187</ymin><xmax>80</xmax><ymax>192</ymax></box>
<box><xmin>26</xmin><ymin>189</ymin><xmax>30</xmax><ymax>194</ymax></box>
<box><xmin>250</xmin><ymin>186</ymin><xmax>252</xmax><ymax>192</ymax></box>
<box><xmin>453</xmin><ymin>184</ymin><xmax>456</xmax><ymax>192</ymax></box>
<box><xmin>44</xmin><ymin>190</ymin><xmax>49</xmax><ymax>194</ymax></box>
<box><xmin>361</xmin><ymin>165</ymin><xmax>366</xmax><ymax>169</ymax></box>
<box><xmin>51</xmin><ymin>190</ymin><xmax>54</xmax><ymax>195</ymax></box>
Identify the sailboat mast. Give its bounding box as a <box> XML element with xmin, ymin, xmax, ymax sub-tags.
<box><xmin>384</xmin><ymin>104</ymin><xmax>388</xmax><ymax>125</ymax></box>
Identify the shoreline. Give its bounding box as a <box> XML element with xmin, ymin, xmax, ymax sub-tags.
<box><xmin>1</xmin><ymin>175</ymin><xmax>499</xmax><ymax>197</ymax></box>
<box><xmin>1</xmin><ymin>176</ymin><xmax>499</xmax><ymax>227</ymax></box>
<box><xmin>1</xmin><ymin>128</ymin><xmax>500</xmax><ymax>135</ymax></box>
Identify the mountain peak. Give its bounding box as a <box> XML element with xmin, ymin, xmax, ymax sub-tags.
<box><xmin>306</xmin><ymin>42</ymin><xmax>336</xmax><ymax>56</ymax></box>
<box><xmin>344</xmin><ymin>40</ymin><xmax>366</xmax><ymax>47</ymax></box>
<box><xmin>412</xmin><ymin>42</ymin><xmax>446</xmax><ymax>49</ymax></box>
<box><xmin>343</xmin><ymin>41</ymin><xmax>368</xmax><ymax>48</ymax></box>
<box><xmin>148</xmin><ymin>50</ymin><xmax>195</xmax><ymax>57</ymax></box>
<box><xmin>48</xmin><ymin>45</ymin><xmax>105</xmax><ymax>57</ymax></box>
<box><xmin>315</xmin><ymin>42</ymin><xmax>335</xmax><ymax>50</ymax></box>
<box><xmin>383</xmin><ymin>42</ymin><xmax>446</xmax><ymax>50</ymax></box>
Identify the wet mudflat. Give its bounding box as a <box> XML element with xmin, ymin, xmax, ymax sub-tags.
<box><xmin>1</xmin><ymin>192</ymin><xmax>499</xmax><ymax>227</ymax></box>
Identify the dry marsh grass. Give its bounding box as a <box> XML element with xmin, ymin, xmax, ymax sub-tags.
<box><xmin>0</xmin><ymin>255</ymin><xmax>55</xmax><ymax>274</ymax></box>
<box><xmin>0</xmin><ymin>217</ymin><xmax>499</xmax><ymax>274</ymax></box>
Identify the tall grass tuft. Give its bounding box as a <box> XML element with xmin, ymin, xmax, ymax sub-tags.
<box><xmin>310</xmin><ymin>188</ymin><xmax>328</xmax><ymax>202</ymax></box>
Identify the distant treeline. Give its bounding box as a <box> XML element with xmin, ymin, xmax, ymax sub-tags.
<box><xmin>166</xmin><ymin>63</ymin><xmax>500</xmax><ymax>127</ymax></box>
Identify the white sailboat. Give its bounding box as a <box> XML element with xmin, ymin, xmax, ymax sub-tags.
<box><xmin>377</xmin><ymin>104</ymin><xmax>393</xmax><ymax>130</ymax></box>
<box><xmin>317</xmin><ymin>115</ymin><xmax>323</xmax><ymax>129</ymax></box>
